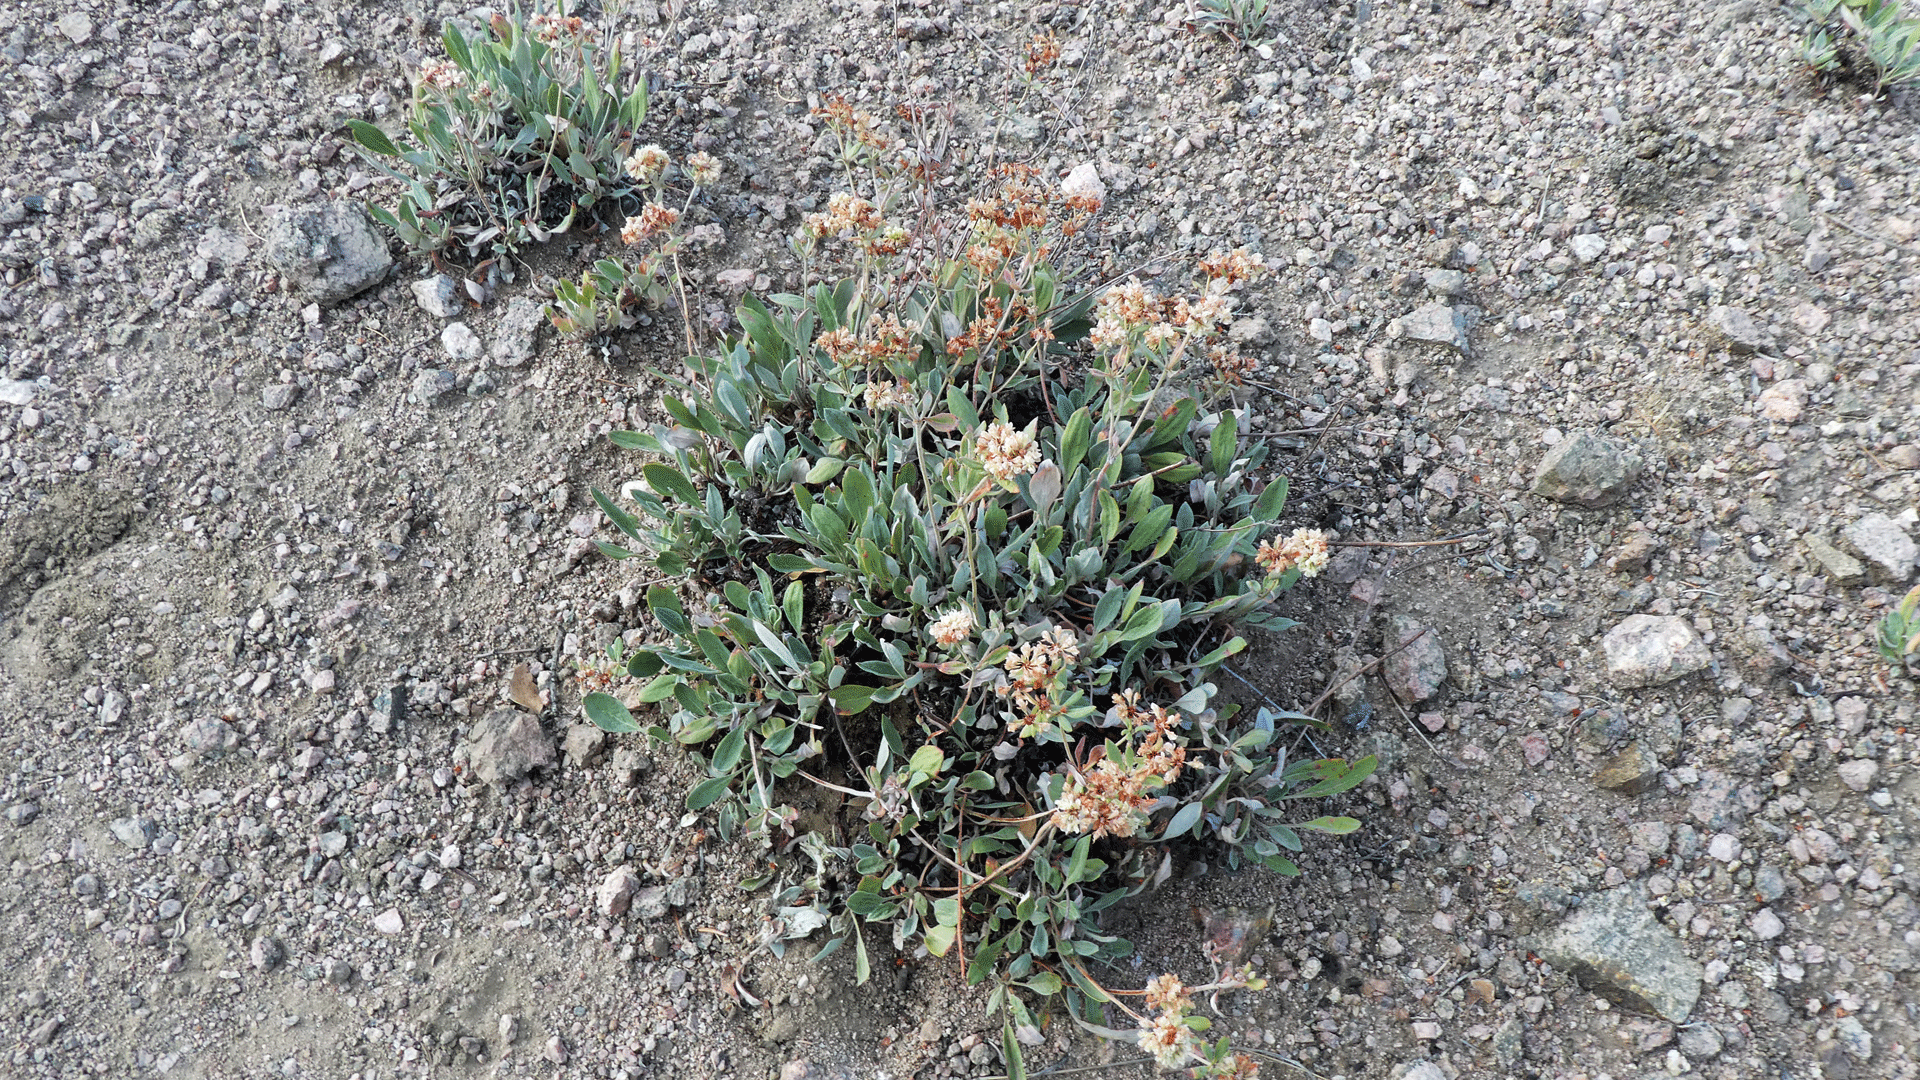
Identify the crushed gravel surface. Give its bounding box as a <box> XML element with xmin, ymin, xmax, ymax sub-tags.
<box><xmin>2</xmin><ymin>0</ymin><xmax>1919</xmax><ymax>1077</ymax></box>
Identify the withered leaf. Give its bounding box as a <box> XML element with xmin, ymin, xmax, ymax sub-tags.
<box><xmin>509</xmin><ymin>663</ymin><xmax>545</xmax><ymax>714</ymax></box>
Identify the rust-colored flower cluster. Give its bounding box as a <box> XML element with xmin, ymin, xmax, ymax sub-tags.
<box><xmin>526</xmin><ymin>12</ymin><xmax>587</xmax><ymax>43</ymax></box>
<box><xmin>621</xmin><ymin>203</ymin><xmax>680</xmax><ymax>244</ymax></box>
<box><xmin>802</xmin><ymin>194</ymin><xmax>906</xmax><ymax>255</ymax></box>
<box><xmin>813</xmin><ymin>95</ymin><xmax>889</xmax><ymax>155</ymax></box>
<box><xmin>1052</xmin><ymin>690</ymin><xmax>1187</xmax><ymax>839</ymax></box>
<box><xmin>1026</xmin><ymin>30</ymin><xmax>1062</xmax><ymax>75</ymax></box>
<box><xmin>815</xmin><ymin>315</ymin><xmax>919</xmax><ymax>369</ymax></box>
<box><xmin>1254</xmin><ymin>527</ymin><xmax>1331</xmax><ymax>579</ymax></box>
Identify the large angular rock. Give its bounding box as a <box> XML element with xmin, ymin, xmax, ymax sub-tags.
<box><xmin>1534</xmin><ymin>886</ymin><xmax>1702</xmax><ymax>1022</ymax></box>
<box><xmin>1602</xmin><ymin>615</ymin><xmax>1711</xmax><ymax>688</ymax></box>
<box><xmin>1383</xmin><ymin>616</ymin><xmax>1447</xmax><ymax>703</ymax></box>
<box><xmin>1842</xmin><ymin>513</ymin><xmax>1917</xmax><ymax>583</ymax></box>
<box><xmin>263</xmin><ymin>200</ymin><xmax>392</xmax><ymax>305</ymax></box>
<box><xmin>458</xmin><ymin>709</ymin><xmax>556</xmax><ymax>786</ymax></box>
<box><xmin>1531</xmin><ymin>432</ymin><xmax>1644</xmax><ymax>508</ymax></box>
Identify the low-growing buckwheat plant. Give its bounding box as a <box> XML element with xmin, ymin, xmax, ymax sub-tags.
<box><xmin>345</xmin><ymin>3</ymin><xmax>652</xmax><ymax>260</ymax></box>
<box><xmin>546</xmin><ymin>145</ymin><xmax>722</xmax><ymax>343</ymax></box>
<box><xmin>581</xmin><ymin>142</ymin><xmax>1370</xmax><ymax>1075</ymax></box>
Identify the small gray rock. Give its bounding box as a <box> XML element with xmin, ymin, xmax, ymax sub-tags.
<box><xmin>111</xmin><ymin>816</ymin><xmax>157</xmax><ymax>849</ymax></box>
<box><xmin>1227</xmin><ymin>315</ymin><xmax>1273</xmax><ymax>347</ymax></box>
<box><xmin>1395</xmin><ymin>1065</ymin><xmax>1448</xmax><ymax>1080</ymax></box>
<box><xmin>1569</xmin><ymin>233</ymin><xmax>1607</xmax><ymax>263</ymax></box>
<box><xmin>261</xmin><ymin>383</ymin><xmax>300</xmax><ymax>411</ymax></box>
<box><xmin>1841</xmin><ymin>513</ymin><xmax>1917</xmax><ymax>583</ymax></box>
<box><xmin>6</xmin><ymin>802</ymin><xmax>39</xmax><ymax>826</ymax></box>
<box><xmin>1677</xmin><ymin>1024</ymin><xmax>1724</xmax><ymax>1060</ymax></box>
<box><xmin>1382</xmin><ymin>616</ymin><xmax>1447</xmax><ymax>703</ymax></box>
<box><xmin>0</xmin><ymin>379</ymin><xmax>36</xmax><ymax>406</ymax></box>
<box><xmin>1602</xmin><ymin>615</ymin><xmax>1711</xmax><ymax>688</ymax></box>
<box><xmin>325</xmin><ymin>957</ymin><xmax>354</xmax><ymax>985</ymax></box>
<box><xmin>1805</xmin><ymin>534</ymin><xmax>1866</xmax><ymax>585</ymax></box>
<box><xmin>632</xmin><ymin>885</ymin><xmax>672</xmax><ymax>919</ymax></box>
<box><xmin>372</xmin><ymin>908</ymin><xmax>404</xmax><ymax>934</ymax></box>
<box><xmin>1754</xmin><ymin>865</ymin><xmax>1788</xmax><ymax>902</ymax></box>
<box><xmin>1594</xmin><ymin>742</ymin><xmax>1661</xmax><ymax>795</ymax></box>
<box><xmin>459</xmin><ymin>708</ymin><xmax>557</xmax><ymax>786</ymax></box>
<box><xmin>250</xmin><ymin>936</ymin><xmax>286</xmax><ymax>971</ymax></box>
<box><xmin>1750</xmin><ymin>908</ymin><xmax>1784</xmax><ymax>940</ymax></box>
<box><xmin>1707</xmin><ymin>305</ymin><xmax>1771</xmax><ymax>354</ymax></box>
<box><xmin>563</xmin><ymin>723</ymin><xmax>609</xmax><ymax>768</ymax></box>
<box><xmin>1531</xmin><ymin>431</ymin><xmax>1644</xmax><ymax>508</ymax></box>
<box><xmin>491</xmin><ymin>297</ymin><xmax>545</xmax><ymax>367</ymax></box>
<box><xmin>317</xmin><ymin>831</ymin><xmax>348</xmax><ymax>857</ymax></box>
<box><xmin>1837</xmin><ymin>759</ymin><xmax>1879</xmax><ymax>792</ymax></box>
<box><xmin>442</xmin><ymin>322</ymin><xmax>483</xmax><ymax>361</ymax></box>
<box><xmin>598</xmin><ymin>866</ymin><xmax>642</xmax><ymax>918</ymax></box>
<box><xmin>1422</xmin><ymin>268</ymin><xmax>1467</xmax><ymax>297</ymax></box>
<box><xmin>410</xmin><ymin>369</ymin><xmax>457</xmax><ymax>405</ymax></box>
<box><xmin>1400</xmin><ymin>302</ymin><xmax>1468</xmax><ymax>352</ymax></box>
<box><xmin>411</xmin><ymin>274</ymin><xmax>463</xmax><ymax>318</ymax></box>
<box><xmin>263</xmin><ymin>200</ymin><xmax>392</xmax><ymax>305</ymax></box>
<box><xmin>1534</xmin><ymin>885</ymin><xmax>1702</xmax><ymax>1022</ymax></box>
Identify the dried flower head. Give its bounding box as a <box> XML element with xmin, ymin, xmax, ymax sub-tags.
<box><xmin>527</xmin><ymin>12</ymin><xmax>587</xmax><ymax>43</ymax></box>
<box><xmin>419</xmin><ymin>58</ymin><xmax>467</xmax><ymax>91</ymax></box>
<box><xmin>1136</xmin><ymin>1010</ymin><xmax>1199</xmax><ymax>1070</ymax></box>
<box><xmin>975</xmin><ymin>421</ymin><xmax>1041</xmax><ymax>484</ymax></box>
<box><xmin>862</xmin><ymin>380</ymin><xmax>914</xmax><ymax>412</ymax></box>
<box><xmin>1255</xmin><ymin>527</ymin><xmax>1331</xmax><ymax>579</ymax></box>
<box><xmin>624</xmin><ymin>145</ymin><xmax>670</xmax><ymax>184</ymax></box>
<box><xmin>816</xmin><ymin>327</ymin><xmax>859</xmax><ymax>365</ymax></box>
<box><xmin>627</xmin><ymin>202</ymin><xmax>680</xmax><ymax>240</ymax></box>
<box><xmin>929</xmin><ymin>608</ymin><xmax>976</xmax><ymax>647</ymax></box>
<box><xmin>1144</xmin><ymin>974</ymin><xmax>1193</xmax><ymax>1014</ymax></box>
<box><xmin>686</xmin><ymin>151</ymin><xmax>723</xmax><ymax>186</ymax></box>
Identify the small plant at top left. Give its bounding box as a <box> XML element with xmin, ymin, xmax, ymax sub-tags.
<box><xmin>345</xmin><ymin>2</ymin><xmax>651</xmax><ymax>261</ymax></box>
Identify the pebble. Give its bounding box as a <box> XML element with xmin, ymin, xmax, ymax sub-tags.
<box><xmin>1594</xmin><ymin>742</ymin><xmax>1662</xmax><ymax>794</ymax></box>
<box><xmin>1750</xmin><ymin>908</ymin><xmax>1785</xmax><ymax>940</ymax></box>
<box><xmin>1837</xmin><ymin>759</ymin><xmax>1879</xmax><ymax>792</ymax></box>
<box><xmin>1530</xmin><ymin>431</ymin><xmax>1644</xmax><ymax>508</ymax></box>
<box><xmin>597</xmin><ymin>866</ymin><xmax>642</xmax><ymax>918</ymax></box>
<box><xmin>251</xmin><ymin>936</ymin><xmax>286</xmax><ymax>971</ymax></box>
<box><xmin>1601</xmin><ymin>615</ymin><xmax>1711</xmax><ymax>688</ymax></box>
<box><xmin>411</xmin><ymin>274</ymin><xmax>464</xmax><ymax>318</ymax></box>
<box><xmin>1707</xmin><ymin>305</ymin><xmax>1771</xmax><ymax>354</ymax></box>
<box><xmin>544</xmin><ymin>1035</ymin><xmax>568</xmax><ymax>1064</ymax></box>
<box><xmin>411</xmin><ymin>368</ymin><xmax>458</xmax><ymax>405</ymax></box>
<box><xmin>0</xmin><ymin>378</ymin><xmax>35</xmax><ymax>406</ymax></box>
<box><xmin>263</xmin><ymin>200</ymin><xmax>393</xmax><ymax>305</ymax></box>
<box><xmin>1757</xmin><ymin>379</ymin><xmax>1807</xmax><ymax>422</ymax></box>
<box><xmin>1841</xmin><ymin>513</ymin><xmax>1917</xmax><ymax>582</ymax></box>
<box><xmin>442</xmin><ymin>322</ymin><xmax>483</xmax><ymax>361</ymax></box>
<box><xmin>1535</xmin><ymin>886</ymin><xmax>1703</xmax><ymax>1023</ymax></box>
<box><xmin>1398</xmin><ymin>302</ymin><xmax>1469</xmax><ymax>352</ymax></box>
<box><xmin>490</xmin><ymin>297</ymin><xmax>545</xmax><ymax>367</ymax></box>
<box><xmin>1382</xmin><ymin>615</ymin><xmax>1447</xmax><ymax>702</ymax></box>
<box><xmin>457</xmin><ymin>708</ymin><xmax>557</xmax><ymax>786</ymax></box>
<box><xmin>373</xmin><ymin>908</ymin><xmax>405</xmax><ymax>934</ymax></box>
<box><xmin>261</xmin><ymin>383</ymin><xmax>300</xmax><ymax>411</ymax></box>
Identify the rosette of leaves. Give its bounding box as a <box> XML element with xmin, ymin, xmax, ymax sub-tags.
<box><xmin>585</xmin><ymin>257</ymin><xmax>1373</xmax><ymax>1046</ymax></box>
<box><xmin>344</xmin><ymin>4</ymin><xmax>650</xmax><ymax>259</ymax></box>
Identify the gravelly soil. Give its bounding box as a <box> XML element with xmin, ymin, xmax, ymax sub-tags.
<box><xmin>3</xmin><ymin>1</ymin><xmax>1920</xmax><ymax>1079</ymax></box>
